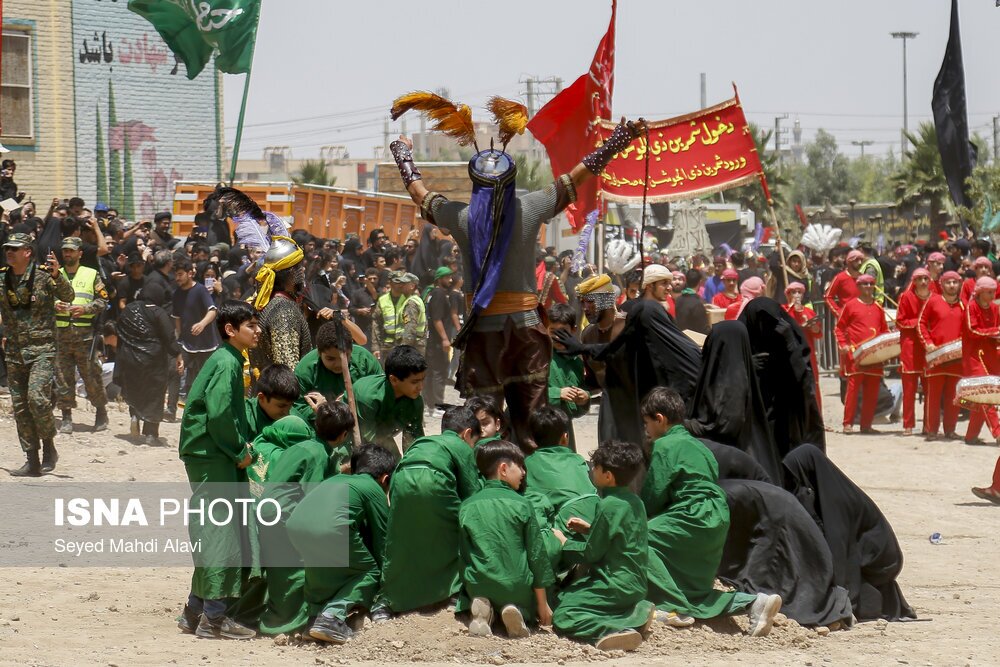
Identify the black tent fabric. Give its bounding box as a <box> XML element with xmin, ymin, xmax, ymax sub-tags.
<box><xmin>782</xmin><ymin>445</ymin><xmax>916</xmax><ymax>621</ymax></box>
<box><xmin>718</xmin><ymin>479</ymin><xmax>855</xmax><ymax>628</ymax></box>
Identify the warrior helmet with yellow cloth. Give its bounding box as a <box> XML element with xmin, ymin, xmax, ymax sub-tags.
<box><xmin>576</xmin><ymin>274</ymin><xmax>618</xmax><ymax>311</ymax></box>
<box><xmin>251</xmin><ymin>235</ymin><xmax>305</xmax><ymax>311</ymax></box>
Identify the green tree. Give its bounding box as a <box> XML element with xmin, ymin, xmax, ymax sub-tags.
<box><xmin>122</xmin><ymin>131</ymin><xmax>135</xmax><ymax>220</ymax></box>
<box><xmin>515</xmin><ymin>154</ymin><xmax>551</xmax><ymax>192</ymax></box>
<box><xmin>95</xmin><ymin>105</ymin><xmax>109</xmax><ymax>206</ymax></box>
<box><xmin>108</xmin><ymin>80</ymin><xmax>122</xmax><ymax>210</ymax></box>
<box><xmin>292</xmin><ymin>159</ymin><xmax>337</xmax><ymax>187</ymax></box>
<box><xmin>892</xmin><ymin>122</ymin><xmax>950</xmax><ymax>234</ymax></box>
<box><xmin>846</xmin><ymin>151</ymin><xmax>898</xmax><ymax>203</ymax></box>
<box><xmin>795</xmin><ymin>129</ymin><xmax>853</xmax><ymax>205</ymax></box>
<box><xmin>725</xmin><ymin>122</ymin><xmax>787</xmax><ymax>218</ymax></box>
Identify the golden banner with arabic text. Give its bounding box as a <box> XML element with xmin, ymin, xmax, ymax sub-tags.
<box><xmin>597</xmin><ymin>94</ymin><xmax>763</xmax><ymax>203</ymax></box>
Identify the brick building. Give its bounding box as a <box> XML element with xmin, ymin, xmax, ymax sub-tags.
<box><xmin>1</xmin><ymin>0</ymin><xmax>222</xmax><ymax>218</ymax></box>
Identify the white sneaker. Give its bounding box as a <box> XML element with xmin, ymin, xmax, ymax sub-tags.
<box><xmin>468</xmin><ymin>597</ymin><xmax>493</xmax><ymax>637</ymax></box>
<box><xmin>595</xmin><ymin>629</ymin><xmax>643</xmax><ymax>652</ymax></box>
<box><xmin>748</xmin><ymin>593</ymin><xmax>782</xmax><ymax>637</ymax></box>
<box><xmin>500</xmin><ymin>604</ymin><xmax>529</xmax><ymax>639</ymax></box>
<box><xmin>655</xmin><ymin>610</ymin><xmax>695</xmax><ymax>627</ymax></box>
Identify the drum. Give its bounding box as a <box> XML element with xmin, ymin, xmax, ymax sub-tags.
<box><xmin>926</xmin><ymin>340</ymin><xmax>962</xmax><ymax>368</ymax></box>
<box><xmin>956</xmin><ymin>376</ymin><xmax>1000</xmax><ymax>405</ymax></box>
<box><xmin>853</xmin><ymin>331</ymin><xmax>900</xmax><ymax>366</ymax></box>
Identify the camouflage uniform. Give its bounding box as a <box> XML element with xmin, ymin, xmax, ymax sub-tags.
<box><xmin>398</xmin><ymin>293</ymin><xmax>427</xmax><ymax>355</ymax></box>
<box><xmin>55</xmin><ymin>263</ymin><xmax>109</xmax><ymax>411</ymax></box>
<box><xmin>0</xmin><ymin>259</ymin><xmax>74</xmax><ymax>451</ymax></box>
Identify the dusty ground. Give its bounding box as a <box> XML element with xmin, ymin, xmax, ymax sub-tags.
<box><xmin>0</xmin><ymin>376</ymin><xmax>998</xmax><ymax>667</ymax></box>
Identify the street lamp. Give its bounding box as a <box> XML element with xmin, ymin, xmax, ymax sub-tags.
<box><xmin>851</xmin><ymin>140</ymin><xmax>874</xmax><ymax>157</ymax></box>
<box><xmin>891</xmin><ymin>31</ymin><xmax>918</xmax><ymax>156</ymax></box>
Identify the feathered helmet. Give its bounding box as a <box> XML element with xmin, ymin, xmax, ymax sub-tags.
<box><xmin>204</xmin><ymin>184</ymin><xmax>289</xmax><ymax>251</ymax></box>
<box><xmin>390</xmin><ymin>91</ymin><xmax>529</xmax><ymax>180</ymax></box>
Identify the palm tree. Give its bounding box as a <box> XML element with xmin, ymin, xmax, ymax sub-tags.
<box><xmin>893</xmin><ymin>122</ymin><xmax>950</xmax><ymax>235</ymax></box>
<box><xmin>726</xmin><ymin>122</ymin><xmax>787</xmax><ymax>219</ymax></box>
<box><xmin>292</xmin><ymin>159</ymin><xmax>337</xmax><ymax>187</ymax></box>
<box><xmin>515</xmin><ymin>154</ymin><xmax>551</xmax><ymax>192</ymax></box>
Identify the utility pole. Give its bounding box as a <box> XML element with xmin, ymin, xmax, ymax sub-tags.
<box><xmin>891</xmin><ymin>31</ymin><xmax>918</xmax><ymax>156</ymax></box>
<box><xmin>520</xmin><ymin>76</ymin><xmax>564</xmax><ymax>117</ymax></box>
<box><xmin>851</xmin><ymin>140</ymin><xmax>874</xmax><ymax>157</ymax></box>
<box><xmin>700</xmin><ymin>73</ymin><xmax>707</xmax><ymax>109</ymax></box>
<box><xmin>993</xmin><ymin>114</ymin><xmax>999</xmax><ymax>162</ymax></box>
<box><xmin>774</xmin><ymin>114</ymin><xmax>789</xmax><ymax>162</ymax></box>
<box><xmin>383</xmin><ymin>119</ymin><xmax>390</xmax><ymax>158</ymax></box>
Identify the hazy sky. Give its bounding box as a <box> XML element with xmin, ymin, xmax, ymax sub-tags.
<box><xmin>223</xmin><ymin>0</ymin><xmax>1000</xmax><ymax>161</ymax></box>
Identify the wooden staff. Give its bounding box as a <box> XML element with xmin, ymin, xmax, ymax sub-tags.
<box><xmin>333</xmin><ymin>312</ymin><xmax>364</xmax><ymax>448</ymax></box>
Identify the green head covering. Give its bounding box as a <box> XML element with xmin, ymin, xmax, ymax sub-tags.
<box><xmin>255</xmin><ymin>415</ymin><xmax>313</xmax><ymax>450</ymax></box>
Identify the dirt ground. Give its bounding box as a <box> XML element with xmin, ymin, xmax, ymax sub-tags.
<box><xmin>0</xmin><ymin>376</ymin><xmax>998</xmax><ymax>667</ymax></box>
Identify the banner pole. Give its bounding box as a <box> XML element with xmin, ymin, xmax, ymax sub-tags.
<box><xmin>758</xmin><ymin>172</ymin><xmax>789</xmax><ymax>288</ymax></box>
<box><xmin>227</xmin><ymin>8</ymin><xmax>260</xmax><ymax>186</ymax></box>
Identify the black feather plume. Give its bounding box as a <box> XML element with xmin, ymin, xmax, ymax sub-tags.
<box><xmin>204</xmin><ymin>185</ymin><xmax>264</xmax><ymax>221</ymax></box>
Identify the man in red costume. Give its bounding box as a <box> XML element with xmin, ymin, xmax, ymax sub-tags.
<box><xmin>712</xmin><ymin>269</ymin><xmax>742</xmax><ymax>309</ymax></box>
<box><xmin>926</xmin><ymin>252</ymin><xmax>946</xmax><ymax>295</ymax></box>
<box><xmin>962</xmin><ymin>276</ymin><xmax>1000</xmax><ymax>445</ymax></box>
<box><xmin>835</xmin><ymin>274</ymin><xmax>887</xmax><ymax>433</ymax></box>
<box><xmin>960</xmin><ymin>256</ymin><xmax>994</xmax><ymax>303</ymax></box>
<box><xmin>896</xmin><ymin>268</ymin><xmax>931</xmax><ymax>435</ymax></box>
<box><xmin>918</xmin><ymin>271</ymin><xmax>965</xmax><ymax>440</ymax></box>
<box><xmin>783</xmin><ymin>281</ymin><xmax>822</xmax><ymax>412</ymax></box>
<box><xmin>824</xmin><ymin>249</ymin><xmax>864</xmax><ymax>319</ymax></box>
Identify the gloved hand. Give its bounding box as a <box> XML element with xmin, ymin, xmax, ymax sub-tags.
<box><xmin>752</xmin><ymin>351</ymin><xmax>770</xmax><ymax>372</ymax></box>
<box><xmin>582</xmin><ymin>116</ymin><xmax>647</xmax><ymax>175</ymax></box>
<box><xmin>554</xmin><ymin>329</ymin><xmax>601</xmax><ymax>357</ymax></box>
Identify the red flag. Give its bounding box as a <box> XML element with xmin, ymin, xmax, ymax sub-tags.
<box><xmin>527</xmin><ymin>0</ymin><xmax>616</xmax><ymax>232</ymax></box>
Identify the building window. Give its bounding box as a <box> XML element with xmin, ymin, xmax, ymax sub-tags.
<box><xmin>1</xmin><ymin>30</ymin><xmax>33</xmax><ymax>139</ymax></box>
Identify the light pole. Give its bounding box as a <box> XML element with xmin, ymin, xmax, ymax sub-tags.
<box><xmin>851</xmin><ymin>140</ymin><xmax>874</xmax><ymax>157</ymax></box>
<box><xmin>891</xmin><ymin>31</ymin><xmax>918</xmax><ymax>156</ymax></box>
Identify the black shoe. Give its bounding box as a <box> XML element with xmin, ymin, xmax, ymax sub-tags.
<box><xmin>195</xmin><ymin>614</ymin><xmax>255</xmax><ymax>640</ymax></box>
<box><xmin>10</xmin><ymin>449</ymin><xmax>41</xmax><ymax>477</ymax></box>
<box><xmin>369</xmin><ymin>607</ymin><xmax>393</xmax><ymax>624</ymax></box>
<box><xmin>309</xmin><ymin>615</ymin><xmax>353</xmax><ymax>644</ymax></box>
<box><xmin>93</xmin><ymin>407</ymin><xmax>109</xmax><ymax>433</ymax></box>
<box><xmin>177</xmin><ymin>604</ymin><xmax>201</xmax><ymax>634</ymax></box>
<box><xmin>162</xmin><ymin>412</ymin><xmax>177</xmax><ymax>424</ymax></box>
<box><xmin>41</xmin><ymin>439</ymin><xmax>58</xmax><ymax>473</ymax></box>
<box><xmin>58</xmin><ymin>411</ymin><xmax>73</xmax><ymax>435</ymax></box>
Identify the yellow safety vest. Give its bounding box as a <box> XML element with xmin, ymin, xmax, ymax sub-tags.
<box><xmin>860</xmin><ymin>258</ymin><xmax>885</xmax><ymax>306</ymax></box>
<box><xmin>401</xmin><ymin>294</ymin><xmax>427</xmax><ymax>340</ymax></box>
<box><xmin>56</xmin><ymin>265</ymin><xmax>98</xmax><ymax>328</ymax></box>
<box><xmin>377</xmin><ymin>292</ymin><xmax>407</xmax><ymax>346</ymax></box>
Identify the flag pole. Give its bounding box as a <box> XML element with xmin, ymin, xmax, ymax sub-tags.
<box><xmin>758</xmin><ymin>172</ymin><xmax>789</xmax><ymax>288</ymax></box>
<box><xmin>227</xmin><ymin>8</ymin><xmax>260</xmax><ymax>186</ymax></box>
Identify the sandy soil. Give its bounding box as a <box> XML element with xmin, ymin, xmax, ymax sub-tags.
<box><xmin>0</xmin><ymin>376</ymin><xmax>998</xmax><ymax>666</ymax></box>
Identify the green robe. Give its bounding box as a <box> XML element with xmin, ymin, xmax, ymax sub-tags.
<box><xmin>524</xmin><ymin>446</ymin><xmax>599</xmax><ymax>567</ymax></box>
<box><xmin>547</xmin><ymin>353</ymin><xmax>589</xmax><ymax>452</ymax></box>
<box><xmin>457</xmin><ymin>480</ymin><xmax>555</xmax><ymax>622</ymax></box>
<box><xmin>287</xmin><ymin>473</ymin><xmax>389</xmax><ymax>620</ymax></box>
<box><xmin>642</xmin><ymin>425</ymin><xmax>755</xmax><ymax>618</ymax></box>
<box><xmin>245</xmin><ymin>397</ymin><xmax>276</xmax><ymax>441</ymax></box>
<box><xmin>353</xmin><ymin>373</ymin><xmax>424</xmax><ymax>452</ymax></box>
<box><xmin>292</xmin><ymin>346</ymin><xmax>382</xmax><ymax>422</ymax></box>
<box><xmin>178</xmin><ymin>343</ymin><xmax>251</xmax><ymax>602</ymax></box>
<box><xmin>257</xmin><ymin>416</ymin><xmax>336</xmax><ymax>635</ymax></box>
<box><xmin>552</xmin><ymin>487</ymin><xmax>655</xmax><ymax>642</ymax></box>
<box><xmin>377</xmin><ymin>431</ymin><xmax>481</xmax><ymax>612</ymax></box>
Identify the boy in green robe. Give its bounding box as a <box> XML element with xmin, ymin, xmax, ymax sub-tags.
<box><xmin>245</xmin><ymin>364</ymin><xmax>300</xmax><ymax>450</ymax></box>
<box><xmin>461</xmin><ymin>440</ymin><xmax>555</xmax><ymax>638</ymax></box>
<box><xmin>465</xmin><ymin>395</ymin><xmax>504</xmax><ymax>447</ymax></box>
<box><xmin>546</xmin><ymin>304</ymin><xmax>591</xmax><ymax>452</ymax></box>
<box><xmin>256</xmin><ymin>404</ymin><xmax>357</xmax><ymax>636</ymax></box>
<box><xmin>640</xmin><ymin>387</ymin><xmax>782</xmax><ymax>637</ymax></box>
<box><xmin>354</xmin><ymin>344</ymin><xmax>426</xmax><ymax>453</ymax></box>
<box><xmin>524</xmin><ymin>406</ymin><xmax>599</xmax><ymax>568</ymax></box>
<box><xmin>177</xmin><ymin>300</ymin><xmax>260</xmax><ymax>640</ymax></box>
<box><xmin>552</xmin><ymin>441</ymin><xmax>657</xmax><ymax>651</ymax></box>
<box><xmin>293</xmin><ymin>320</ymin><xmax>381</xmax><ymax>423</ymax></box>
<box><xmin>288</xmin><ymin>445</ymin><xmax>399</xmax><ymax>644</ymax></box>
<box><xmin>374</xmin><ymin>407</ymin><xmax>482</xmax><ymax>618</ymax></box>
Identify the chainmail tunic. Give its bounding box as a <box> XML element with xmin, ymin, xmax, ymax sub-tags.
<box><xmin>430</xmin><ymin>185</ymin><xmax>558</xmax><ymax>332</ymax></box>
<box><xmin>248</xmin><ymin>295</ymin><xmax>312</xmax><ymax>372</ymax></box>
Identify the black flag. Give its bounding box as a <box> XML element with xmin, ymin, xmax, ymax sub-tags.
<box><xmin>932</xmin><ymin>0</ymin><xmax>977</xmax><ymax>213</ymax></box>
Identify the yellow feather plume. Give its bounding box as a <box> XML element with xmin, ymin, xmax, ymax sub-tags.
<box><xmin>487</xmin><ymin>96</ymin><xmax>529</xmax><ymax>146</ymax></box>
<box><xmin>390</xmin><ymin>91</ymin><xmax>477</xmax><ymax>147</ymax></box>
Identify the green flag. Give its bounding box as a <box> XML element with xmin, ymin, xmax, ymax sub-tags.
<box><xmin>128</xmin><ymin>0</ymin><xmax>260</xmax><ymax>80</ymax></box>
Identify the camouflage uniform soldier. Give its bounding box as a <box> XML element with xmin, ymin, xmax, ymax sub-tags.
<box><xmin>0</xmin><ymin>233</ymin><xmax>74</xmax><ymax>476</ymax></box>
<box><xmin>54</xmin><ymin>236</ymin><xmax>109</xmax><ymax>434</ymax></box>
<box><xmin>397</xmin><ymin>273</ymin><xmax>427</xmax><ymax>355</ymax></box>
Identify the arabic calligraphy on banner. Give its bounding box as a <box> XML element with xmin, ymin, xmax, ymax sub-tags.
<box><xmin>596</xmin><ymin>94</ymin><xmax>764</xmax><ymax>204</ymax></box>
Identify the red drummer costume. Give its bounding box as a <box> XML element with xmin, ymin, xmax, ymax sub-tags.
<box><xmin>962</xmin><ymin>277</ymin><xmax>1000</xmax><ymax>445</ymax></box>
<box><xmin>960</xmin><ymin>257</ymin><xmax>994</xmax><ymax>304</ymax></box>
<box><xmin>917</xmin><ymin>271</ymin><xmax>965</xmax><ymax>439</ymax></box>
<box><xmin>835</xmin><ymin>274</ymin><xmax>887</xmax><ymax>433</ymax></box>
<box><xmin>783</xmin><ymin>281</ymin><xmax>822</xmax><ymax>412</ymax></box>
<box><xmin>896</xmin><ymin>268</ymin><xmax>931</xmax><ymax>435</ymax></box>
<box><xmin>824</xmin><ymin>249</ymin><xmax>864</xmax><ymax>319</ymax></box>
<box><xmin>926</xmin><ymin>252</ymin><xmax>946</xmax><ymax>295</ymax></box>
<box><xmin>711</xmin><ymin>269</ymin><xmax>741</xmax><ymax>309</ymax></box>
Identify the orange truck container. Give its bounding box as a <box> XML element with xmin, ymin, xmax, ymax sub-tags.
<box><xmin>172</xmin><ymin>181</ymin><xmax>421</xmax><ymax>245</ymax></box>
